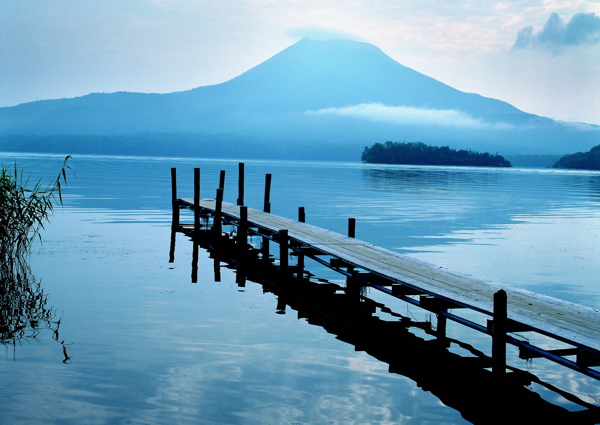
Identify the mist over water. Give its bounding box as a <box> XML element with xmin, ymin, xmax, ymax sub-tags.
<box><xmin>1</xmin><ymin>152</ymin><xmax>599</xmax><ymax>424</ymax></box>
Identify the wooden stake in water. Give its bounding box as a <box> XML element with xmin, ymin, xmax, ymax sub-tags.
<box><xmin>264</xmin><ymin>173</ymin><xmax>272</xmax><ymax>213</ymax></box>
<box><xmin>194</xmin><ymin>168</ymin><xmax>200</xmax><ymax>237</ymax></box>
<box><xmin>348</xmin><ymin>218</ymin><xmax>356</xmax><ymax>238</ymax></box>
<box><xmin>219</xmin><ymin>170</ymin><xmax>226</xmax><ymax>190</ymax></box>
<box><xmin>237</xmin><ymin>163</ymin><xmax>244</xmax><ymax>206</ymax></box>
<box><xmin>170</xmin><ymin>168</ymin><xmax>179</xmax><ymax>228</ymax></box>
<box><xmin>215</xmin><ymin>187</ymin><xmax>223</xmax><ymax>236</ymax></box>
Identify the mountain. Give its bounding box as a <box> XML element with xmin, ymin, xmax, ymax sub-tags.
<box><xmin>1</xmin><ymin>38</ymin><xmax>598</xmax><ymax>159</ymax></box>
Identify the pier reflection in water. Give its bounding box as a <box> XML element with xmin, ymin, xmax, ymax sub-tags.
<box><xmin>172</xmin><ymin>223</ymin><xmax>600</xmax><ymax>425</ymax></box>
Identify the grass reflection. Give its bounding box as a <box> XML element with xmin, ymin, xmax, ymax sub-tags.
<box><xmin>0</xmin><ymin>263</ymin><xmax>71</xmax><ymax>363</ymax></box>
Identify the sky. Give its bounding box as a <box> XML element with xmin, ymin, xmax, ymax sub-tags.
<box><xmin>1</xmin><ymin>1</ymin><xmax>599</xmax><ymax>124</ymax></box>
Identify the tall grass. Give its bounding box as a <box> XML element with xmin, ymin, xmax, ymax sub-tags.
<box><xmin>1</xmin><ymin>156</ymin><xmax>72</xmax><ymax>358</ymax></box>
<box><xmin>0</xmin><ymin>156</ymin><xmax>72</xmax><ymax>275</ymax></box>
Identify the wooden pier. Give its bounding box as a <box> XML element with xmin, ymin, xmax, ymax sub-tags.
<box><xmin>170</xmin><ymin>166</ymin><xmax>600</xmax><ymax>383</ymax></box>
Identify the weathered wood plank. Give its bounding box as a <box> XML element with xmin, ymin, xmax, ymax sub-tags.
<box><xmin>182</xmin><ymin>198</ymin><xmax>600</xmax><ymax>351</ymax></box>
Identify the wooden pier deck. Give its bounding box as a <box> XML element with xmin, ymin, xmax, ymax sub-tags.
<box><xmin>170</xmin><ymin>165</ymin><xmax>599</xmax><ymax>382</ymax></box>
<box><xmin>184</xmin><ymin>198</ymin><xmax>600</xmax><ymax>354</ymax></box>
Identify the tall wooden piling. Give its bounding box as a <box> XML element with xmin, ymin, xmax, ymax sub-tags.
<box><xmin>238</xmin><ymin>206</ymin><xmax>248</xmax><ymax>249</ymax></box>
<box><xmin>194</xmin><ymin>168</ymin><xmax>200</xmax><ymax>237</ymax></box>
<box><xmin>219</xmin><ymin>170</ymin><xmax>226</xmax><ymax>190</ymax></box>
<box><xmin>170</xmin><ymin>168</ymin><xmax>179</xmax><ymax>227</ymax></box>
<box><xmin>492</xmin><ymin>289</ymin><xmax>507</xmax><ymax>379</ymax></box>
<box><xmin>237</xmin><ymin>163</ymin><xmax>244</xmax><ymax>206</ymax></box>
<box><xmin>169</xmin><ymin>168</ymin><xmax>179</xmax><ymax>263</ymax></box>
<box><xmin>348</xmin><ymin>218</ymin><xmax>356</xmax><ymax>238</ymax></box>
<box><xmin>297</xmin><ymin>207</ymin><xmax>306</xmax><ymax>279</ymax></box>
<box><xmin>215</xmin><ymin>187</ymin><xmax>224</xmax><ymax>236</ymax></box>
<box><xmin>264</xmin><ymin>174</ymin><xmax>272</xmax><ymax>213</ymax></box>
<box><xmin>261</xmin><ymin>173</ymin><xmax>273</xmax><ymax>262</ymax></box>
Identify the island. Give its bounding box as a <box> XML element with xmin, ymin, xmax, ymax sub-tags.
<box><xmin>552</xmin><ymin>145</ymin><xmax>600</xmax><ymax>170</ymax></box>
<box><xmin>361</xmin><ymin>141</ymin><xmax>512</xmax><ymax>167</ymax></box>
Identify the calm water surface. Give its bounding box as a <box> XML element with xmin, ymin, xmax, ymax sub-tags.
<box><xmin>1</xmin><ymin>152</ymin><xmax>599</xmax><ymax>424</ymax></box>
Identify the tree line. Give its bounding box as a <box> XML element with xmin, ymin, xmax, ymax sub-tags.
<box><xmin>361</xmin><ymin>141</ymin><xmax>512</xmax><ymax>167</ymax></box>
<box><xmin>552</xmin><ymin>145</ymin><xmax>600</xmax><ymax>170</ymax></box>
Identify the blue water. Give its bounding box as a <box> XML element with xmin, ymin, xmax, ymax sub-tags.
<box><xmin>1</xmin><ymin>152</ymin><xmax>599</xmax><ymax>424</ymax></box>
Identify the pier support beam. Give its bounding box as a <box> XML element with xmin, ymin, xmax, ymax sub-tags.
<box><xmin>215</xmin><ymin>187</ymin><xmax>223</xmax><ymax>236</ymax></box>
<box><xmin>492</xmin><ymin>289</ymin><xmax>507</xmax><ymax>379</ymax></box>
<box><xmin>279</xmin><ymin>229</ymin><xmax>289</xmax><ymax>274</ymax></box>
<box><xmin>238</xmin><ymin>206</ymin><xmax>248</xmax><ymax>249</ymax></box>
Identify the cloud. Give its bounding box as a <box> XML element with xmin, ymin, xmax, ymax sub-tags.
<box><xmin>306</xmin><ymin>103</ymin><xmax>512</xmax><ymax>129</ymax></box>
<box><xmin>513</xmin><ymin>12</ymin><xmax>600</xmax><ymax>53</ymax></box>
<box><xmin>288</xmin><ymin>26</ymin><xmax>363</xmax><ymax>42</ymax></box>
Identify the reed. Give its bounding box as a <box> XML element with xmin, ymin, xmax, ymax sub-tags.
<box><xmin>0</xmin><ymin>156</ymin><xmax>72</xmax><ymax>275</ymax></box>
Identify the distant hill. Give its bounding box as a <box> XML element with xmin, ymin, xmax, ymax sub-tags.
<box><xmin>1</xmin><ymin>38</ymin><xmax>599</xmax><ymax>159</ymax></box>
<box><xmin>552</xmin><ymin>145</ymin><xmax>600</xmax><ymax>170</ymax></box>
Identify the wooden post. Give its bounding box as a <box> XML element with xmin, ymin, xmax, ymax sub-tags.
<box><xmin>264</xmin><ymin>173</ymin><xmax>272</xmax><ymax>213</ymax></box>
<box><xmin>170</xmin><ymin>168</ymin><xmax>179</xmax><ymax>227</ymax></box>
<box><xmin>348</xmin><ymin>218</ymin><xmax>356</xmax><ymax>238</ymax></box>
<box><xmin>296</xmin><ymin>207</ymin><xmax>305</xmax><ymax>280</ymax></box>
<box><xmin>169</xmin><ymin>167</ymin><xmax>179</xmax><ymax>264</ymax></box>
<box><xmin>237</xmin><ymin>206</ymin><xmax>248</xmax><ymax>287</ymax></box>
<box><xmin>296</xmin><ymin>245</ymin><xmax>305</xmax><ymax>280</ymax></box>
<box><xmin>492</xmin><ymin>289</ymin><xmax>507</xmax><ymax>379</ymax></box>
<box><xmin>237</xmin><ymin>162</ymin><xmax>244</xmax><ymax>206</ymax></box>
<box><xmin>194</xmin><ymin>168</ymin><xmax>200</xmax><ymax>237</ymax></box>
<box><xmin>215</xmin><ymin>187</ymin><xmax>223</xmax><ymax>236</ymax></box>
<box><xmin>437</xmin><ymin>313</ymin><xmax>447</xmax><ymax>339</ymax></box>
<box><xmin>238</xmin><ymin>206</ymin><xmax>248</xmax><ymax>249</ymax></box>
<box><xmin>219</xmin><ymin>170</ymin><xmax>226</xmax><ymax>190</ymax></box>
<box><xmin>261</xmin><ymin>236</ymin><xmax>270</xmax><ymax>262</ymax></box>
<box><xmin>279</xmin><ymin>229</ymin><xmax>288</xmax><ymax>273</ymax></box>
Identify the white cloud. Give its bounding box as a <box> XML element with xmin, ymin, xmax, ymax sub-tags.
<box><xmin>287</xmin><ymin>26</ymin><xmax>363</xmax><ymax>42</ymax></box>
<box><xmin>306</xmin><ymin>103</ymin><xmax>513</xmax><ymax>129</ymax></box>
<box><xmin>513</xmin><ymin>12</ymin><xmax>600</xmax><ymax>53</ymax></box>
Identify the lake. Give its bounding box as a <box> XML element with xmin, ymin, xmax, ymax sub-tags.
<box><xmin>1</xmin><ymin>152</ymin><xmax>599</xmax><ymax>424</ymax></box>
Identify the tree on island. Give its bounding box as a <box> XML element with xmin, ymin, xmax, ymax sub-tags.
<box><xmin>552</xmin><ymin>145</ymin><xmax>600</xmax><ymax>170</ymax></box>
<box><xmin>361</xmin><ymin>141</ymin><xmax>512</xmax><ymax>167</ymax></box>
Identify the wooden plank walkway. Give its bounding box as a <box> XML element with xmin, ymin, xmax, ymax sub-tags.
<box><xmin>183</xmin><ymin>198</ymin><xmax>600</xmax><ymax>353</ymax></box>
